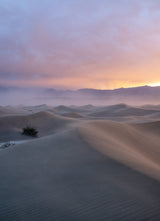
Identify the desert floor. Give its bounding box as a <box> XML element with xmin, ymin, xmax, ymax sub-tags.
<box><xmin>0</xmin><ymin>104</ymin><xmax>160</xmax><ymax>220</ymax></box>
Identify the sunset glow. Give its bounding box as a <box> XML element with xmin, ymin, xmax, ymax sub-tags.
<box><xmin>0</xmin><ymin>0</ymin><xmax>160</xmax><ymax>89</ymax></box>
<box><xmin>148</xmin><ymin>82</ymin><xmax>160</xmax><ymax>87</ymax></box>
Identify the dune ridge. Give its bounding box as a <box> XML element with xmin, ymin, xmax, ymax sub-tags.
<box><xmin>62</xmin><ymin>112</ymin><xmax>85</xmax><ymax>118</ymax></box>
<box><xmin>79</xmin><ymin>120</ymin><xmax>160</xmax><ymax>181</ymax></box>
<box><xmin>0</xmin><ymin>128</ymin><xmax>160</xmax><ymax>220</ymax></box>
<box><xmin>0</xmin><ymin>104</ymin><xmax>160</xmax><ymax>220</ymax></box>
<box><xmin>0</xmin><ymin>111</ymin><xmax>75</xmax><ymax>142</ymax></box>
<box><xmin>88</xmin><ymin>104</ymin><xmax>160</xmax><ymax>117</ymax></box>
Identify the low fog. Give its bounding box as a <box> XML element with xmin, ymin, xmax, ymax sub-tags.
<box><xmin>1</xmin><ymin>86</ymin><xmax>160</xmax><ymax>106</ymax></box>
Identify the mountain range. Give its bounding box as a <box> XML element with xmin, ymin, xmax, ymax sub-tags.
<box><xmin>1</xmin><ymin>85</ymin><xmax>160</xmax><ymax>105</ymax></box>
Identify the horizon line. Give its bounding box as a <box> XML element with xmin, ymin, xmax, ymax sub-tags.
<box><xmin>1</xmin><ymin>84</ymin><xmax>160</xmax><ymax>91</ymax></box>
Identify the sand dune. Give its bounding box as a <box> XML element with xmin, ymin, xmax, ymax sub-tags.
<box><xmin>0</xmin><ymin>128</ymin><xmax>160</xmax><ymax>220</ymax></box>
<box><xmin>133</xmin><ymin>120</ymin><xmax>160</xmax><ymax>136</ymax></box>
<box><xmin>62</xmin><ymin>112</ymin><xmax>85</xmax><ymax>118</ymax></box>
<box><xmin>79</xmin><ymin>120</ymin><xmax>160</xmax><ymax>181</ymax></box>
<box><xmin>0</xmin><ymin>105</ymin><xmax>30</xmax><ymax>116</ymax></box>
<box><xmin>0</xmin><ymin>111</ymin><xmax>75</xmax><ymax>141</ymax></box>
<box><xmin>0</xmin><ymin>104</ymin><xmax>56</xmax><ymax>117</ymax></box>
<box><xmin>88</xmin><ymin>104</ymin><xmax>160</xmax><ymax>117</ymax></box>
<box><xmin>52</xmin><ymin>105</ymin><xmax>76</xmax><ymax>114</ymax></box>
<box><xmin>0</xmin><ymin>104</ymin><xmax>160</xmax><ymax>220</ymax></box>
<box><xmin>52</xmin><ymin>105</ymin><xmax>101</xmax><ymax>116</ymax></box>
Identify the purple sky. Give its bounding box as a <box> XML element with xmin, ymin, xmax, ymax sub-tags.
<box><xmin>0</xmin><ymin>0</ymin><xmax>160</xmax><ymax>89</ymax></box>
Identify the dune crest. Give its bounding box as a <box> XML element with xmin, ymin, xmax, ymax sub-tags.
<box><xmin>79</xmin><ymin>120</ymin><xmax>160</xmax><ymax>181</ymax></box>
<box><xmin>0</xmin><ymin>104</ymin><xmax>160</xmax><ymax>220</ymax></box>
<box><xmin>62</xmin><ymin>112</ymin><xmax>84</xmax><ymax>118</ymax></box>
<box><xmin>0</xmin><ymin>111</ymin><xmax>75</xmax><ymax>142</ymax></box>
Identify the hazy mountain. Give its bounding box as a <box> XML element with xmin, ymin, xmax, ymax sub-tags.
<box><xmin>1</xmin><ymin>85</ymin><xmax>160</xmax><ymax>105</ymax></box>
<box><xmin>45</xmin><ymin>85</ymin><xmax>160</xmax><ymax>99</ymax></box>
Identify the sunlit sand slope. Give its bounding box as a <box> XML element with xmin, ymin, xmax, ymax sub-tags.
<box><xmin>0</xmin><ymin>129</ymin><xmax>160</xmax><ymax>220</ymax></box>
<box><xmin>79</xmin><ymin>120</ymin><xmax>160</xmax><ymax>181</ymax></box>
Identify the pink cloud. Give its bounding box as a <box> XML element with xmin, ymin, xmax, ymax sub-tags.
<box><xmin>0</xmin><ymin>0</ymin><xmax>160</xmax><ymax>89</ymax></box>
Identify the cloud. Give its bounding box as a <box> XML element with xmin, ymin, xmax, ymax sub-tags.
<box><xmin>0</xmin><ymin>0</ymin><xmax>160</xmax><ymax>89</ymax></box>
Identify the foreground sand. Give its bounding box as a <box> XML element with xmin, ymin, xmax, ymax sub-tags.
<box><xmin>0</xmin><ymin>104</ymin><xmax>160</xmax><ymax>220</ymax></box>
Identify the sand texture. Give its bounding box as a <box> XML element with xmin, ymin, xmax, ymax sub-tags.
<box><xmin>0</xmin><ymin>104</ymin><xmax>160</xmax><ymax>220</ymax></box>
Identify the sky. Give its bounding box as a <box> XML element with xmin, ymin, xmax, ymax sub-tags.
<box><xmin>0</xmin><ymin>0</ymin><xmax>160</xmax><ymax>89</ymax></box>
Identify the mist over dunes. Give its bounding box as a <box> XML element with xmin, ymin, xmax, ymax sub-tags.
<box><xmin>1</xmin><ymin>85</ymin><xmax>160</xmax><ymax>106</ymax></box>
<box><xmin>0</xmin><ymin>103</ymin><xmax>160</xmax><ymax>220</ymax></box>
<box><xmin>1</xmin><ymin>0</ymin><xmax>160</xmax><ymax>219</ymax></box>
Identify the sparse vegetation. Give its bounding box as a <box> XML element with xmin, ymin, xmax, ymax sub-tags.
<box><xmin>22</xmin><ymin>127</ymin><xmax>38</xmax><ymax>137</ymax></box>
<box><xmin>1</xmin><ymin>141</ymin><xmax>15</xmax><ymax>149</ymax></box>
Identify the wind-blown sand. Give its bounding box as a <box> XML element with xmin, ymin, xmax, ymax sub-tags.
<box><xmin>0</xmin><ymin>104</ymin><xmax>160</xmax><ymax>220</ymax></box>
<box><xmin>79</xmin><ymin>120</ymin><xmax>160</xmax><ymax>181</ymax></box>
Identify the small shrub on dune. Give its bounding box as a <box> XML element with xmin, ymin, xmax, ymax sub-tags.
<box><xmin>22</xmin><ymin>127</ymin><xmax>38</xmax><ymax>137</ymax></box>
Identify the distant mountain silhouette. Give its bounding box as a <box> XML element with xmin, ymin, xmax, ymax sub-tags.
<box><xmin>1</xmin><ymin>85</ymin><xmax>160</xmax><ymax>105</ymax></box>
<box><xmin>44</xmin><ymin>86</ymin><xmax>160</xmax><ymax>105</ymax></box>
<box><xmin>45</xmin><ymin>85</ymin><xmax>160</xmax><ymax>98</ymax></box>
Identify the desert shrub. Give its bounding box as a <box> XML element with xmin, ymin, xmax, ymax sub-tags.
<box><xmin>1</xmin><ymin>142</ymin><xmax>15</xmax><ymax>149</ymax></box>
<box><xmin>22</xmin><ymin>127</ymin><xmax>38</xmax><ymax>137</ymax></box>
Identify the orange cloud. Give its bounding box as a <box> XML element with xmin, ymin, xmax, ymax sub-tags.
<box><xmin>1</xmin><ymin>0</ymin><xmax>160</xmax><ymax>89</ymax></box>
